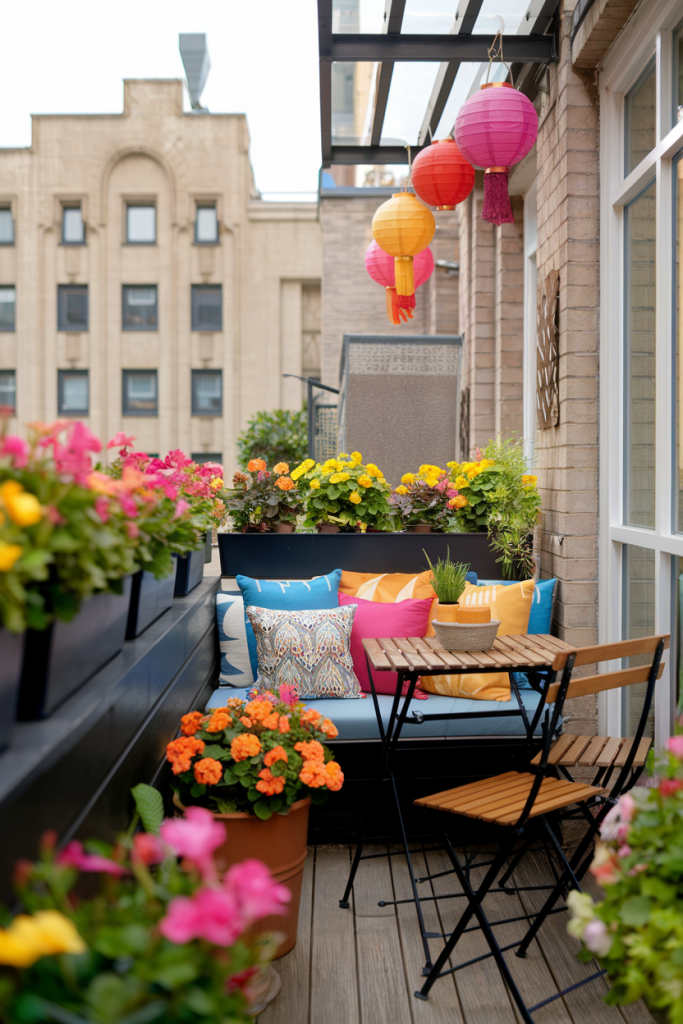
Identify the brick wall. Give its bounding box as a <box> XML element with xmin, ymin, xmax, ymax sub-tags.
<box><xmin>495</xmin><ymin>197</ymin><xmax>525</xmax><ymax>437</ymax></box>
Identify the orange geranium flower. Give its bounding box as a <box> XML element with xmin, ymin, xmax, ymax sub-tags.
<box><xmin>275</xmin><ymin>476</ymin><xmax>295</xmax><ymax>491</ymax></box>
<box><xmin>295</xmin><ymin>740</ymin><xmax>325</xmax><ymax>763</ymax></box>
<box><xmin>193</xmin><ymin>757</ymin><xmax>223</xmax><ymax>786</ymax></box>
<box><xmin>256</xmin><ymin>768</ymin><xmax>286</xmax><ymax>795</ymax></box>
<box><xmin>247</xmin><ymin>458</ymin><xmax>267</xmax><ymax>473</ymax></box>
<box><xmin>273</xmin><ymin>462</ymin><xmax>290</xmax><ymax>475</ymax></box>
<box><xmin>324</xmin><ymin>761</ymin><xmax>344</xmax><ymax>791</ymax></box>
<box><xmin>299</xmin><ymin>761</ymin><xmax>328</xmax><ymax>788</ymax></box>
<box><xmin>180</xmin><ymin>711</ymin><xmax>205</xmax><ymax>736</ymax></box>
<box><xmin>301</xmin><ymin>708</ymin><xmax>323</xmax><ymax>728</ymax></box>
<box><xmin>166</xmin><ymin>736</ymin><xmax>205</xmax><ymax>775</ymax></box>
<box><xmin>262</xmin><ymin>712</ymin><xmax>279</xmax><ymax>730</ymax></box>
<box><xmin>231</xmin><ymin>733</ymin><xmax>262</xmax><ymax>762</ymax></box>
<box><xmin>225</xmin><ymin>697</ymin><xmax>246</xmax><ymax>711</ymax></box>
<box><xmin>244</xmin><ymin>699</ymin><xmax>277</xmax><ymax>723</ymax></box>
<box><xmin>206</xmin><ymin>709</ymin><xmax>232</xmax><ymax>732</ymax></box>
<box><xmin>320</xmin><ymin>718</ymin><xmax>339</xmax><ymax>739</ymax></box>
<box><xmin>264</xmin><ymin>745</ymin><xmax>288</xmax><ymax>767</ymax></box>
<box><xmin>240</xmin><ymin>717</ymin><xmax>253</xmax><ymax>728</ymax></box>
<box><xmin>278</xmin><ymin>716</ymin><xmax>291</xmax><ymax>733</ymax></box>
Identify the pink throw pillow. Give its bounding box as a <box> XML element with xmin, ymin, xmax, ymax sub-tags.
<box><xmin>338</xmin><ymin>592</ymin><xmax>433</xmax><ymax>696</ymax></box>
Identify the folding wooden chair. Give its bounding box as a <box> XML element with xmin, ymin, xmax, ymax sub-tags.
<box><xmin>413</xmin><ymin>634</ymin><xmax>668</xmax><ymax>1022</ymax></box>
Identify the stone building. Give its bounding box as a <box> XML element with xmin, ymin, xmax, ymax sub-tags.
<box><xmin>0</xmin><ymin>79</ymin><xmax>322</xmax><ymax>470</ymax></box>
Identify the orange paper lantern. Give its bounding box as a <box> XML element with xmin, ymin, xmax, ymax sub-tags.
<box><xmin>372</xmin><ymin>192</ymin><xmax>435</xmax><ymax>301</ymax></box>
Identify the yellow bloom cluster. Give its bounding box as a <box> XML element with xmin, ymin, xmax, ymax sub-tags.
<box><xmin>0</xmin><ymin>542</ymin><xmax>23</xmax><ymax>572</ymax></box>
<box><xmin>416</xmin><ymin>464</ymin><xmax>445</xmax><ymax>488</ymax></box>
<box><xmin>395</xmin><ymin>484</ymin><xmax>408</xmax><ymax>495</ymax></box>
<box><xmin>0</xmin><ymin>481</ymin><xmax>42</xmax><ymax>527</ymax></box>
<box><xmin>357</xmin><ymin>474</ymin><xmax>372</xmax><ymax>488</ymax></box>
<box><xmin>365</xmin><ymin>463</ymin><xmax>384</xmax><ymax>480</ymax></box>
<box><xmin>310</xmin><ymin>479</ymin><xmax>321</xmax><ymax>490</ymax></box>
<box><xmin>0</xmin><ymin>910</ymin><xmax>86</xmax><ymax>967</ymax></box>
<box><xmin>450</xmin><ymin>458</ymin><xmax>496</xmax><ymax>485</ymax></box>
<box><xmin>521</xmin><ymin>474</ymin><xmax>538</xmax><ymax>487</ymax></box>
<box><xmin>350</xmin><ymin>452</ymin><xmax>363</xmax><ymax>465</ymax></box>
<box><xmin>401</xmin><ymin>473</ymin><xmax>415</xmax><ymax>485</ymax></box>
<box><xmin>290</xmin><ymin>458</ymin><xmax>315</xmax><ymax>481</ymax></box>
<box><xmin>349</xmin><ymin>491</ymin><xmax>361</xmax><ymax>504</ymax></box>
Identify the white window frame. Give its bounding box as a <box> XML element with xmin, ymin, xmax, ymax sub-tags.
<box><xmin>600</xmin><ymin>0</ymin><xmax>683</xmax><ymax>747</ymax></box>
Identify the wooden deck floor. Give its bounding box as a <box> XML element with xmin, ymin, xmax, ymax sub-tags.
<box><xmin>259</xmin><ymin>844</ymin><xmax>654</xmax><ymax>1024</ymax></box>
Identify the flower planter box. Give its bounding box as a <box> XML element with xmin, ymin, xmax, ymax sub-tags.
<box><xmin>174</xmin><ymin>546</ymin><xmax>206</xmax><ymax>597</ymax></box>
<box><xmin>204</xmin><ymin>530</ymin><xmax>213</xmax><ymax>564</ymax></box>
<box><xmin>18</xmin><ymin>578</ymin><xmax>133</xmax><ymax>720</ymax></box>
<box><xmin>0</xmin><ymin>630</ymin><xmax>25</xmax><ymax>752</ymax></box>
<box><xmin>126</xmin><ymin>567</ymin><xmax>176</xmax><ymax>639</ymax></box>
<box><xmin>218</xmin><ymin>531</ymin><xmax>501</xmax><ymax>579</ymax></box>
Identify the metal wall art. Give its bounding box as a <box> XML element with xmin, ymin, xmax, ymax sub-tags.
<box><xmin>536</xmin><ymin>269</ymin><xmax>560</xmax><ymax>428</ymax></box>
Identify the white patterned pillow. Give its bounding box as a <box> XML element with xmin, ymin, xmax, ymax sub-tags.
<box><xmin>216</xmin><ymin>592</ymin><xmax>255</xmax><ymax>687</ymax></box>
<box><xmin>246</xmin><ymin>604</ymin><xmax>361</xmax><ymax>698</ymax></box>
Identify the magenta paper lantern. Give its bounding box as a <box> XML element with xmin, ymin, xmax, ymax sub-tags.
<box><xmin>455</xmin><ymin>82</ymin><xmax>538</xmax><ymax>225</ymax></box>
<box><xmin>365</xmin><ymin>241</ymin><xmax>434</xmax><ymax>323</ymax></box>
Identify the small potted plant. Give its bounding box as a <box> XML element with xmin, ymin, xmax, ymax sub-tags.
<box><xmin>0</xmin><ymin>798</ymin><xmax>289</xmax><ymax>1022</ymax></box>
<box><xmin>392</xmin><ymin>465</ymin><xmax>466</xmax><ymax>533</ymax></box>
<box><xmin>291</xmin><ymin>452</ymin><xmax>394</xmax><ymax>533</ymax></box>
<box><xmin>221</xmin><ymin>459</ymin><xmax>303</xmax><ymax>534</ymax></box>
<box><xmin>423</xmin><ymin>548</ymin><xmax>498</xmax><ymax>651</ymax></box>
<box><xmin>165</xmin><ymin>685</ymin><xmax>343</xmax><ymax>955</ymax></box>
<box><xmin>567</xmin><ymin>732</ymin><xmax>683</xmax><ymax>1024</ymax></box>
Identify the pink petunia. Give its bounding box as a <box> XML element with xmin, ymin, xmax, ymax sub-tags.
<box><xmin>132</xmin><ymin>832</ymin><xmax>166</xmax><ymax>866</ymax></box>
<box><xmin>224</xmin><ymin>859</ymin><xmax>290</xmax><ymax>924</ymax></box>
<box><xmin>278</xmin><ymin>684</ymin><xmax>298</xmax><ymax>707</ymax></box>
<box><xmin>159</xmin><ymin>895</ymin><xmax>203</xmax><ymax>943</ymax></box>
<box><xmin>107</xmin><ymin>432</ymin><xmax>136</xmax><ymax>450</ymax></box>
<box><xmin>0</xmin><ymin>435</ymin><xmax>29</xmax><ymax>468</ymax></box>
<box><xmin>94</xmin><ymin>496</ymin><xmax>109</xmax><ymax>523</ymax></box>
<box><xmin>193</xmin><ymin>887</ymin><xmax>245</xmax><ymax>945</ymax></box>
<box><xmin>173</xmin><ymin>499</ymin><xmax>190</xmax><ymax>519</ymax></box>
<box><xmin>667</xmin><ymin>735</ymin><xmax>683</xmax><ymax>760</ymax></box>
<box><xmin>160</xmin><ymin>806</ymin><xmax>225</xmax><ymax>881</ymax></box>
<box><xmin>126</xmin><ymin>521</ymin><xmax>139</xmax><ymax>539</ymax></box>
<box><xmin>56</xmin><ymin>840</ymin><xmax>128</xmax><ymax>876</ymax></box>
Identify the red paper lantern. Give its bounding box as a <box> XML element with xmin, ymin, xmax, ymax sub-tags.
<box><xmin>454</xmin><ymin>82</ymin><xmax>538</xmax><ymax>225</ymax></box>
<box><xmin>365</xmin><ymin>241</ymin><xmax>434</xmax><ymax>324</ymax></box>
<box><xmin>411</xmin><ymin>138</ymin><xmax>475</xmax><ymax>211</ymax></box>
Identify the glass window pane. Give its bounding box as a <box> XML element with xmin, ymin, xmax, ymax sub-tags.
<box><xmin>0</xmin><ymin>287</ymin><xmax>15</xmax><ymax>331</ymax></box>
<box><xmin>0</xmin><ymin>371</ymin><xmax>16</xmax><ymax>413</ymax></box>
<box><xmin>123</xmin><ymin>370</ymin><xmax>157</xmax><ymax>415</ymax></box>
<box><xmin>191</xmin><ymin>451</ymin><xmax>223</xmax><ymax>466</ymax></box>
<box><xmin>625</xmin><ymin>180</ymin><xmax>656</xmax><ymax>528</ymax></box>
<box><xmin>625</xmin><ymin>60</ymin><xmax>656</xmax><ymax>175</ymax></box>
<box><xmin>0</xmin><ymin>210</ymin><xmax>14</xmax><ymax>245</ymax></box>
<box><xmin>196</xmin><ymin>207</ymin><xmax>218</xmax><ymax>243</ymax></box>
<box><xmin>63</xmin><ymin>207</ymin><xmax>84</xmax><ymax>244</ymax></box>
<box><xmin>192</xmin><ymin>286</ymin><xmax>222</xmax><ymax>330</ymax></box>
<box><xmin>192</xmin><ymin>370</ymin><xmax>222</xmax><ymax>415</ymax></box>
<box><xmin>122</xmin><ymin>286</ymin><xmax>157</xmax><ymax>329</ymax></box>
<box><xmin>58</xmin><ymin>285</ymin><xmax>88</xmax><ymax>331</ymax></box>
<box><xmin>676</xmin><ymin>30</ymin><xmax>683</xmax><ymax>124</ymax></box>
<box><xmin>623</xmin><ymin>544</ymin><xmax>656</xmax><ymax>739</ymax></box>
<box><xmin>126</xmin><ymin>206</ymin><xmax>156</xmax><ymax>243</ymax></box>
<box><xmin>59</xmin><ymin>371</ymin><xmax>88</xmax><ymax>413</ymax></box>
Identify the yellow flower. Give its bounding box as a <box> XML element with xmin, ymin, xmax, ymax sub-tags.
<box><xmin>338</xmin><ymin>452</ymin><xmax>349</xmax><ymax>460</ymax></box>
<box><xmin>0</xmin><ymin>911</ymin><xmax>86</xmax><ymax>967</ymax></box>
<box><xmin>357</xmin><ymin>474</ymin><xmax>372</xmax><ymax>488</ymax></box>
<box><xmin>349</xmin><ymin>491</ymin><xmax>361</xmax><ymax>504</ymax></box>
<box><xmin>395</xmin><ymin>485</ymin><xmax>408</xmax><ymax>495</ymax></box>
<box><xmin>455</xmin><ymin>475</ymin><xmax>469</xmax><ymax>490</ymax></box>
<box><xmin>338</xmin><ymin>472</ymin><xmax>350</xmax><ymax>482</ymax></box>
<box><xmin>466</xmin><ymin>466</ymin><xmax>482</xmax><ymax>480</ymax></box>
<box><xmin>2</xmin><ymin>486</ymin><xmax>42</xmax><ymax>527</ymax></box>
<box><xmin>446</xmin><ymin>461</ymin><xmax>458</xmax><ymax>470</ymax></box>
<box><xmin>320</xmin><ymin>467</ymin><xmax>331</xmax><ymax>477</ymax></box>
<box><xmin>448</xmin><ymin>495</ymin><xmax>468</xmax><ymax>509</ymax></box>
<box><xmin>365</xmin><ymin>463</ymin><xmax>384</xmax><ymax>479</ymax></box>
<box><xmin>302</xmin><ymin>459</ymin><xmax>316</xmax><ymax>470</ymax></box>
<box><xmin>290</xmin><ymin>468</ymin><xmax>303</xmax><ymax>481</ymax></box>
<box><xmin>350</xmin><ymin>452</ymin><xmax>362</xmax><ymax>464</ymax></box>
<box><xmin>522</xmin><ymin>474</ymin><xmax>538</xmax><ymax>487</ymax></box>
<box><xmin>0</xmin><ymin>481</ymin><xmax>22</xmax><ymax>498</ymax></box>
<box><xmin>309</xmin><ymin>479</ymin><xmax>321</xmax><ymax>490</ymax></box>
<box><xmin>0</xmin><ymin>542</ymin><xmax>23</xmax><ymax>572</ymax></box>
<box><xmin>324</xmin><ymin>459</ymin><xmax>337</xmax><ymax>468</ymax></box>
<box><xmin>210</xmin><ymin>477</ymin><xmax>223</xmax><ymax>490</ymax></box>
<box><xmin>329</xmin><ymin>473</ymin><xmax>342</xmax><ymax>484</ymax></box>
<box><xmin>480</xmin><ymin>459</ymin><xmax>496</xmax><ymax>470</ymax></box>
<box><xmin>401</xmin><ymin>473</ymin><xmax>415</xmax><ymax>485</ymax></box>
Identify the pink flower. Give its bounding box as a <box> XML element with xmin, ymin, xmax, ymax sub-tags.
<box><xmin>659</xmin><ymin>778</ymin><xmax>683</xmax><ymax>797</ymax></box>
<box><xmin>132</xmin><ymin>832</ymin><xmax>166</xmax><ymax>865</ymax></box>
<box><xmin>46</xmin><ymin>505</ymin><xmax>66</xmax><ymax>525</ymax></box>
<box><xmin>56</xmin><ymin>840</ymin><xmax>128</xmax><ymax>876</ymax></box>
<box><xmin>435</xmin><ymin>480</ymin><xmax>447</xmax><ymax>492</ymax></box>
<box><xmin>174</xmin><ymin>499</ymin><xmax>190</xmax><ymax>519</ymax></box>
<box><xmin>107</xmin><ymin>432</ymin><xmax>136</xmax><ymax>450</ymax></box>
<box><xmin>193</xmin><ymin>887</ymin><xmax>244</xmax><ymax>944</ymax></box>
<box><xmin>224</xmin><ymin>859</ymin><xmax>290</xmax><ymax>924</ymax></box>
<box><xmin>159</xmin><ymin>895</ymin><xmax>203</xmax><ymax>943</ymax></box>
<box><xmin>0</xmin><ymin>435</ymin><xmax>29</xmax><ymax>468</ymax></box>
<box><xmin>166</xmin><ymin>449</ymin><xmax>193</xmax><ymax>470</ymax></box>
<box><xmin>583</xmin><ymin>919</ymin><xmax>612</xmax><ymax>957</ymax></box>
<box><xmin>160</xmin><ymin>806</ymin><xmax>225</xmax><ymax>880</ymax></box>
<box><xmin>94</xmin><ymin>496</ymin><xmax>109</xmax><ymax>522</ymax></box>
<box><xmin>120</xmin><ymin>495</ymin><xmax>138</xmax><ymax>517</ymax></box>
<box><xmin>667</xmin><ymin>735</ymin><xmax>683</xmax><ymax>760</ymax></box>
<box><xmin>126</xmin><ymin>521</ymin><xmax>139</xmax><ymax>539</ymax></box>
<box><xmin>617</xmin><ymin>844</ymin><xmax>632</xmax><ymax>858</ymax></box>
<box><xmin>278</xmin><ymin>684</ymin><xmax>298</xmax><ymax>707</ymax></box>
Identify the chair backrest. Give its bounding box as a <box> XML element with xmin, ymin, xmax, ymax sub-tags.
<box><xmin>544</xmin><ymin>635</ymin><xmax>669</xmax><ymax>705</ymax></box>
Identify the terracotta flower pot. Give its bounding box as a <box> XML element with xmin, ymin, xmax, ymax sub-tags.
<box><xmin>407</xmin><ymin>523</ymin><xmax>432</xmax><ymax>534</ymax></box>
<box><xmin>273</xmin><ymin>522</ymin><xmax>295</xmax><ymax>534</ymax></box>
<box><xmin>317</xmin><ymin>523</ymin><xmax>340</xmax><ymax>534</ymax></box>
<box><xmin>435</xmin><ymin>601</ymin><xmax>459</xmax><ymax>623</ymax></box>
<box><xmin>175</xmin><ymin>795</ymin><xmax>310</xmax><ymax>958</ymax></box>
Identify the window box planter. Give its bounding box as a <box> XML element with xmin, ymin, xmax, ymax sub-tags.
<box><xmin>174</xmin><ymin>545</ymin><xmax>206</xmax><ymax>597</ymax></box>
<box><xmin>0</xmin><ymin>630</ymin><xmax>25</xmax><ymax>752</ymax></box>
<box><xmin>126</xmin><ymin>567</ymin><xmax>176</xmax><ymax>640</ymax></box>
<box><xmin>204</xmin><ymin>530</ymin><xmax>213</xmax><ymax>564</ymax></box>
<box><xmin>17</xmin><ymin>578</ymin><xmax>133</xmax><ymax>720</ymax></box>
<box><xmin>218</xmin><ymin>531</ymin><xmax>502</xmax><ymax>579</ymax></box>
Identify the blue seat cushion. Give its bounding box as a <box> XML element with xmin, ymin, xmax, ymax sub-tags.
<box><xmin>206</xmin><ymin>685</ymin><xmax>546</xmax><ymax>741</ymax></box>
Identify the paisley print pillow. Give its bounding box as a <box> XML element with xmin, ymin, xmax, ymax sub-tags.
<box><xmin>245</xmin><ymin>604</ymin><xmax>362</xmax><ymax>699</ymax></box>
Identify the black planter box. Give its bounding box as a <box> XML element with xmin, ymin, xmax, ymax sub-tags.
<box><xmin>174</xmin><ymin>547</ymin><xmax>206</xmax><ymax>597</ymax></box>
<box><xmin>0</xmin><ymin>630</ymin><xmax>24</xmax><ymax>752</ymax></box>
<box><xmin>218</xmin><ymin>531</ymin><xmax>501</xmax><ymax>580</ymax></box>
<box><xmin>18</xmin><ymin>578</ymin><xmax>133</xmax><ymax>721</ymax></box>
<box><xmin>204</xmin><ymin>530</ymin><xmax>213</xmax><ymax>564</ymax></box>
<box><xmin>126</xmin><ymin>568</ymin><xmax>176</xmax><ymax>639</ymax></box>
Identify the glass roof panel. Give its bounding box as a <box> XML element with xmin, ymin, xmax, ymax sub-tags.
<box><xmin>471</xmin><ymin>0</ymin><xmax>529</xmax><ymax>36</ymax></box>
<box><xmin>381</xmin><ymin>61</ymin><xmax>443</xmax><ymax>145</ymax></box>
<box><xmin>401</xmin><ymin>0</ymin><xmax>456</xmax><ymax>34</ymax></box>
<box><xmin>332</xmin><ymin>0</ymin><xmax>385</xmax><ymax>33</ymax></box>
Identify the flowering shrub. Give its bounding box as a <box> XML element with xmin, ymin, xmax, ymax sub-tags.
<box><xmin>0</xmin><ymin>806</ymin><xmax>288</xmax><ymax>1023</ymax></box>
<box><xmin>222</xmin><ymin>458</ymin><xmax>304</xmax><ymax>532</ymax></box>
<box><xmin>392</xmin><ymin>464</ymin><xmax>466</xmax><ymax>529</ymax></box>
<box><xmin>567</xmin><ymin>735</ymin><xmax>683</xmax><ymax>1022</ymax></box>
<box><xmin>236</xmin><ymin>407</ymin><xmax>308</xmax><ymax>469</ymax></box>
<box><xmin>167</xmin><ymin>686</ymin><xmax>344</xmax><ymax>820</ymax></box>
<box><xmin>290</xmin><ymin>452</ymin><xmax>394</xmax><ymax>531</ymax></box>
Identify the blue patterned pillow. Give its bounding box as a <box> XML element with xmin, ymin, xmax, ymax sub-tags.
<box><xmin>246</xmin><ymin>604</ymin><xmax>362</xmax><ymax>698</ymax></box>
<box><xmin>216</xmin><ymin>592</ymin><xmax>255</xmax><ymax>687</ymax></box>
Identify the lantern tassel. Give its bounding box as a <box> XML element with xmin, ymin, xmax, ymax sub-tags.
<box><xmin>386</xmin><ymin>287</ymin><xmax>414</xmax><ymax>324</ymax></box>
<box><xmin>482</xmin><ymin>168</ymin><xmax>514</xmax><ymax>225</ymax></box>
<box><xmin>394</xmin><ymin>256</ymin><xmax>415</xmax><ymax>297</ymax></box>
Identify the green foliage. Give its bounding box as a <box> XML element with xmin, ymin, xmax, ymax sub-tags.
<box><xmin>291</xmin><ymin>455</ymin><xmax>396</xmax><ymax>532</ymax></box>
<box><xmin>221</xmin><ymin>461</ymin><xmax>304</xmax><ymax>532</ymax></box>
<box><xmin>131</xmin><ymin>784</ymin><xmax>165</xmax><ymax>835</ymax></box>
<box><xmin>237</xmin><ymin>408</ymin><xmax>308</xmax><ymax>469</ymax></box>
<box><xmin>422</xmin><ymin>548</ymin><xmax>470</xmax><ymax>604</ymax></box>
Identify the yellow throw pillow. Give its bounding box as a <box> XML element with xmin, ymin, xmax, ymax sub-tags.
<box><xmin>340</xmin><ymin>570</ymin><xmax>437</xmax><ymax>606</ymax></box>
<box><xmin>421</xmin><ymin>579</ymin><xmax>536</xmax><ymax>702</ymax></box>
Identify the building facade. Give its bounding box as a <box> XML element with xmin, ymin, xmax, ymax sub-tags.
<box><xmin>0</xmin><ymin>79</ymin><xmax>322</xmax><ymax>470</ymax></box>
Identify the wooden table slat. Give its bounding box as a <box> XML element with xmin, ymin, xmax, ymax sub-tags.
<box><xmin>376</xmin><ymin>638</ymin><xmax>410</xmax><ymax>671</ymax></box>
<box><xmin>362</xmin><ymin>638</ymin><xmax>392</xmax><ymax>671</ymax></box>
<box><xmin>410</xmin><ymin>637</ymin><xmax>448</xmax><ymax>671</ymax></box>
<box><xmin>391</xmin><ymin>637</ymin><xmax>430</xmax><ymax>671</ymax></box>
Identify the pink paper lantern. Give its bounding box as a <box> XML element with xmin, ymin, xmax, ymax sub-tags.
<box><xmin>455</xmin><ymin>82</ymin><xmax>538</xmax><ymax>225</ymax></box>
<box><xmin>365</xmin><ymin>241</ymin><xmax>434</xmax><ymax>324</ymax></box>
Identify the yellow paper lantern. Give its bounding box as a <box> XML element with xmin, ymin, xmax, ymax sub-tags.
<box><xmin>372</xmin><ymin>192</ymin><xmax>435</xmax><ymax>300</ymax></box>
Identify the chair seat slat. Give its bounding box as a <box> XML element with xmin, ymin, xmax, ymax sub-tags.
<box><xmin>633</xmin><ymin>737</ymin><xmax>652</xmax><ymax>767</ymax></box>
<box><xmin>558</xmin><ymin>735</ymin><xmax>593</xmax><ymax>765</ymax></box>
<box><xmin>577</xmin><ymin>736</ymin><xmax>610</xmax><ymax>766</ymax></box>
<box><xmin>595</xmin><ymin>736</ymin><xmax>623</xmax><ymax>767</ymax></box>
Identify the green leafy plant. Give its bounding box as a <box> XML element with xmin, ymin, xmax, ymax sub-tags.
<box><xmin>221</xmin><ymin>459</ymin><xmax>303</xmax><ymax>532</ymax></box>
<box><xmin>237</xmin><ymin>408</ymin><xmax>308</xmax><ymax>469</ymax></box>
<box><xmin>423</xmin><ymin>548</ymin><xmax>470</xmax><ymax>604</ymax></box>
<box><xmin>392</xmin><ymin>464</ymin><xmax>463</xmax><ymax>530</ymax></box>
<box><xmin>291</xmin><ymin>452</ymin><xmax>395</xmax><ymax>531</ymax></box>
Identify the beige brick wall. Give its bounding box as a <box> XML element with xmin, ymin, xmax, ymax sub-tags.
<box><xmin>494</xmin><ymin>197</ymin><xmax>525</xmax><ymax>438</ymax></box>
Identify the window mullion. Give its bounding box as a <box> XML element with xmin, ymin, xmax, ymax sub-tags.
<box><xmin>656</xmin><ymin>154</ymin><xmax>672</xmax><ymax>538</ymax></box>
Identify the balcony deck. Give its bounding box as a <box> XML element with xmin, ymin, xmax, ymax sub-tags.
<box><xmin>260</xmin><ymin>844</ymin><xmax>654</xmax><ymax>1024</ymax></box>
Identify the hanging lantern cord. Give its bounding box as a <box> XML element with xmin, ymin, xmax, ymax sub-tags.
<box><xmin>484</xmin><ymin>24</ymin><xmax>513</xmax><ymax>84</ymax></box>
<box><xmin>405</xmin><ymin>144</ymin><xmax>412</xmax><ymax>189</ymax></box>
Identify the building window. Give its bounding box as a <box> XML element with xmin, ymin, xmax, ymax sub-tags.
<box><xmin>122</xmin><ymin>370</ymin><xmax>158</xmax><ymax>416</ymax></box>
<box><xmin>126</xmin><ymin>205</ymin><xmax>156</xmax><ymax>244</ymax></box>
<box><xmin>57</xmin><ymin>285</ymin><xmax>88</xmax><ymax>332</ymax></box>
<box><xmin>625</xmin><ymin>58</ymin><xmax>656</xmax><ymax>176</ymax></box>
<box><xmin>623</xmin><ymin>544</ymin><xmax>656</xmax><ymax>739</ymax></box>
<box><xmin>191</xmin><ymin>452</ymin><xmax>223</xmax><ymax>467</ymax></box>
<box><xmin>122</xmin><ymin>286</ymin><xmax>158</xmax><ymax>330</ymax></box>
<box><xmin>191</xmin><ymin>285</ymin><xmax>222</xmax><ymax>331</ymax></box>
<box><xmin>62</xmin><ymin>206</ymin><xmax>85</xmax><ymax>245</ymax></box>
<box><xmin>0</xmin><ymin>371</ymin><xmax>16</xmax><ymax>414</ymax></box>
<box><xmin>58</xmin><ymin>369</ymin><xmax>89</xmax><ymax>415</ymax></box>
<box><xmin>0</xmin><ymin>208</ymin><xmax>14</xmax><ymax>245</ymax></box>
<box><xmin>0</xmin><ymin>287</ymin><xmax>15</xmax><ymax>331</ymax></box>
<box><xmin>195</xmin><ymin>205</ymin><xmax>218</xmax><ymax>244</ymax></box>
<box><xmin>624</xmin><ymin>180</ymin><xmax>656</xmax><ymax>528</ymax></box>
<box><xmin>192</xmin><ymin>369</ymin><xmax>222</xmax><ymax>416</ymax></box>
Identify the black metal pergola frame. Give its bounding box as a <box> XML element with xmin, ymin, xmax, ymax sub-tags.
<box><xmin>318</xmin><ymin>0</ymin><xmax>561</xmax><ymax>167</ymax></box>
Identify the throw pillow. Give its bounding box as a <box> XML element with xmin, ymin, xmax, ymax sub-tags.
<box><xmin>420</xmin><ymin>578</ymin><xmax>536</xmax><ymax>702</ymax></box>
<box><xmin>338</xmin><ymin>592</ymin><xmax>433</xmax><ymax>696</ymax></box>
<box><xmin>216</xmin><ymin>592</ymin><xmax>255</xmax><ymax>687</ymax></box>
<box><xmin>246</xmin><ymin>604</ymin><xmax>362</xmax><ymax>699</ymax></box>
<box><xmin>237</xmin><ymin>569</ymin><xmax>342</xmax><ymax>676</ymax></box>
<box><xmin>340</xmin><ymin>569</ymin><xmax>477</xmax><ymax>604</ymax></box>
